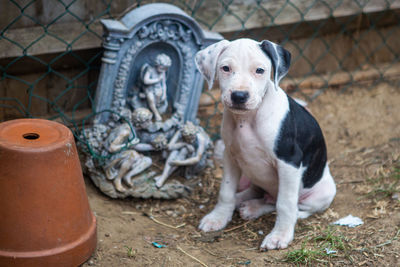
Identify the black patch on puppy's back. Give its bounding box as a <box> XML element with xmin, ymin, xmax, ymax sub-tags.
<box><xmin>274</xmin><ymin>96</ymin><xmax>327</xmax><ymax>188</ymax></box>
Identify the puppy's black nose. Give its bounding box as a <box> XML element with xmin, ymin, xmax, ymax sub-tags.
<box><xmin>231</xmin><ymin>91</ymin><xmax>249</xmax><ymax>104</ymax></box>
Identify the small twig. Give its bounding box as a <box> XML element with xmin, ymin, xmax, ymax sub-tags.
<box><xmin>202</xmin><ymin>247</ymin><xmax>219</xmax><ymax>257</ymax></box>
<box><xmin>244</xmin><ymin>247</ymin><xmax>258</xmax><ymax>251</ymax></box>
<box><xmin>143</xmin><ymin>208</ymin><xmax>186</xmax><ymax>229</ymax></box>
<box><xmin>337</xmin><ymin>180</ymin><xmax>365</xmax><ymax>185</ymax></box>
<box><xmin>224</xmin><ymin>221</ymin><xmax>251</xmax><ymax>232</ymax></box>
<box><xmin>121</xmin><ymin>211</ymin><xmax>139</xmax><ymax>215</ymax></box>
<box><xmin>373</xmin><ymin>229</ymin><xmax>400</xmax><ymax>248</ymax></box>
<box><xmin>315</xmin><ymin>258</ymin><xmax>329</xmax><ymax>263</ymax></box>
<box><xmin>245</xmin><ymin>228</ymin><xmax>258</xmax><ymax>240</ymax></box>
<box><xmin>177</xmin><ymin>246</ymin><xmax>208</xmax><ymax>267</ymax></box>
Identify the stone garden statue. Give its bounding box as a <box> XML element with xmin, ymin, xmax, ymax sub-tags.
<box><xmin>82</xmin><ymin>3</ymin><xmax>223</xmax><ymax>199</ymax></box>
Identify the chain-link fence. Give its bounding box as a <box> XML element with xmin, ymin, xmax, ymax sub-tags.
<box><xmin>1</xmin><ymin>0</ymin><xmax>399</xmax><ymax>141</ymax></box>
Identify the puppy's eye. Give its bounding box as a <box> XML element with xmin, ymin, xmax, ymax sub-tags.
<box><xmin>221</xmin><ymin>66</ymin><xmax>230</xmax><ymax>72</ymax></box>
<box><xmin>256</xmin><ymin>68</ymin><xmax>265</xmax><ymax>74</ymax></box>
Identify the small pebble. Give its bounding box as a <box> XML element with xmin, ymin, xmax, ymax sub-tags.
<box><xmin>392</xmin><ymin>193</ymin><xmax>399</xmax><ymax>200</ymax></box>
<box><xmin>258</xmin><ymin>230</ymin><xmax>264</xmax><ymax>235</ymax></box>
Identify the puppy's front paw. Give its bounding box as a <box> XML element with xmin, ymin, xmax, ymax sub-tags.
<box><xmin>199</xmin><ymin>209</ymin><xmax>232</xmax><ymax>232</ymax></box>
<box><xmin>260</xmin><ymin>230</ymin><xmax>294</xmax><ymax>250</ymax></box>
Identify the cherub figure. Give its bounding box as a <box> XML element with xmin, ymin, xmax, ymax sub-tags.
<box><xmin>105</xmin><ymin>123</ymin><xmax>139</xmax><ymax>154</ymax></box>
<box><xmin>154</xmin><ymin>121</ymin><xmax>211</xmax><ymax>188</ymax></box>
<box><xmin>105</xmin><ymin>149</ymin><xmax>152</xmax><ymax>192</ymax></box>
<box><xmin>132</xmin><ymin>107</ymin><xmax>157</xmax><ymax>137</ymax></box>
<box><xmin>140</xmin><ymin>53</ymin><xmax>172</xmax><ymax>121</ymax></box>
<box><xmin>102</xmin><ymin>110</ymin><xmax>152</xmax><ymax>192</ymax></box>
<box><xmin>102</xmin><ymin>108</ymin><xmax>138</xmax><ymax>154</ymax></box>
<box><xmin>132</xmin><ymin>107</ymin><xmax>180</xmax><ymax>145</ymax></box>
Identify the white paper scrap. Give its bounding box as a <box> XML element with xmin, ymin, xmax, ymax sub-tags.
<box><xmin>332</xmin><ymin>214</ymin><xmax>363</xmax><ymax>227</ymax></box>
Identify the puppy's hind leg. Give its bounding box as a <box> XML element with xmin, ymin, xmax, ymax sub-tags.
<box><xmin>235</xmin><ymin>183</ymin><xmax>264</xmax><ymax>208</ymax></box>
<box><xmin>298</xmin><ymin>165</ymin><xmax>336</xmax><ymax>219</ymax></box>
<box><xmin>239</xmin><ymin>198</ymin><xmax>276</xmax><ymax>220</ymax></box>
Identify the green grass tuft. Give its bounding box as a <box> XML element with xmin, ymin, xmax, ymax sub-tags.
<box><xmin>284</xmin><ymin>244</ymin><xmax>325</xmax><ymax>265</ymax></box>
<box><xmin>124</xmin><ymin>245</ymin><xmax>137</xmax><ymax>258</ymax></box>
<box><xmin>313</xmin><ymin>226</ymin><xmax>347</xmax><ymax>252</ymax></box>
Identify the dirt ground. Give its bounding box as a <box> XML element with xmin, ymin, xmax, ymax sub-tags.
<box><xmin>81</xmin><ymin>80</ymin><xmax>400</xmax><ymax>266</ymax></box>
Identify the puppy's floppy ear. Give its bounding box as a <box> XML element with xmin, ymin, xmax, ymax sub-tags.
<box><xmin>195</xmin><ymin>40</ymin><xmax>230</xmax><ymax>90</ymax></box>
<box><xmin>260</xmin><ymin>40</ymin><xmax>291</xmax><ymax>90</ymax></box>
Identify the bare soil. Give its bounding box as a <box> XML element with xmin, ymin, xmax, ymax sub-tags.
<box><xmin>82</xmin><ymin>80</ymin><xmax>400</xmax><ymax>266</ymax></box>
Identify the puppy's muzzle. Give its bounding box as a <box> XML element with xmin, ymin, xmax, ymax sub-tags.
<box><xmin>231</xmin><ymin>91</ymin><xmax>249</xmax><ymax>105</ymax></box>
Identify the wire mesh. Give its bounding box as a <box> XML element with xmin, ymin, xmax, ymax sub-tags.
<box><xmin>1</xmin><ymin>0</ymin><xmax>399</xmax><ymax>144</ymax></box>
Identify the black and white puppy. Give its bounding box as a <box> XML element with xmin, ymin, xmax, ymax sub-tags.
<box><xmin>195</xmin><ymin>38</ymin><xmax>336</xmax><ymax>250</ymax></box>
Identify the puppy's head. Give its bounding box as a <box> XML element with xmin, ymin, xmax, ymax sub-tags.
<box><xmin>195</xmin><ymin>38</ymin><xmax>291</xmax><ymax>114</ymax></box>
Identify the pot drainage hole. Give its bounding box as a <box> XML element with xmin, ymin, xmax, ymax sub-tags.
<box><xmin>23</xmin><ymin>133</ymin><xmax>40</xmax><ymax>140</ymax></box>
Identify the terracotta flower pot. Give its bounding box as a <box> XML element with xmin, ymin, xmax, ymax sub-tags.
<box><xmin>0</xmin><ymin>119</ymin><xmax>96</xmax><ymax>267</ymax></box>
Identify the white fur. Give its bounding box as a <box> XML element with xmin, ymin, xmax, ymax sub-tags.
<box><xmin>196</xmin><ymin>38</ymin><xmax>336</xmax><ymax>250</ymax></box>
